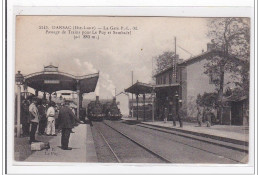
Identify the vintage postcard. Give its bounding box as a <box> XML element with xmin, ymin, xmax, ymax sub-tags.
<box><xmin>13</xmin><ymin>16</ymin><xmax>251</xmax><ymax>166</ymax></box>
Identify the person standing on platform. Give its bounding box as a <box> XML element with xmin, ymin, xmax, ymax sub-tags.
<box><xmin>172</xmin><ymin>100</ymin><xmax>183</xmax><ymax>128</ymax></box>
<box><xmin>38</xmin><ymin>99</ymin><xmax>47</xmax><ymax>135</ymax></box>
<box><xmin>46</xmin><ymin>101</ymin><xmax>56</xmax><ymax>136</ymax></box>
<box><xmin>197</xmin><ymin>106</ymin><xmax>203</xmax><ymax>127</ymax></box>
<box><xmin>21</xmin><ymin>100</ymin><xmax>30</xmax><ymax>136</ymax></box>
<box><xmin>204</xmin><ymin>107</ymin><xmax>212</xmax><ymax>127</ymax></box>
<box><xmin>58</xmin><ymin>101</ymin><xmax>83</xmax><ymax>150</ymax></box>
<box><xmin>28</xmin><ymin>97</ymin><xmax>40</xmax><ymax>144</ymax></box>
<box><xmin>164</xmin><ymin>106</ymin><xmax>168</xmax><ymax>123</ymax></box>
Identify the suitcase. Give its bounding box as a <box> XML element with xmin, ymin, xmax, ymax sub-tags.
<box><xmin>31</xmin><ymin>142</ymin><xmax>50</xmax><ymax>151</ymax></box>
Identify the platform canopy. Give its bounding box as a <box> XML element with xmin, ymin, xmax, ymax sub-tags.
<box><xmin>154</xmin><ymin>83</ymin><xmax>180</xmax><ymax>92</ymax></box>
<box><xmin>24</xmin><ymin>65</ymin><xmax>99</xmax><ymax>94</ymax></box>
<box><xmin>125</xmin><ymin>81</ymin><xmax>154</xmax><ymax>94</ymax></box>
<box><xmin>125</xmin><ymin>81</ymin><xmax>180</xmax><ymax>95</ymax></box>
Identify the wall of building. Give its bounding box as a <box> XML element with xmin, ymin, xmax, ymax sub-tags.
<box><xmin>183</xmin><ymin>58</ymin><xmax>240</xmax><ymax>118</ymax></box>
<box><xmin>185</xmin><ymin>59</ymin><xmax>215</xmax><ymax>118</ymax></box>
<box><xmin>156</xmin><ymin>69</ymin><xmax>173</xmax><ymax>85</ymax></box>
<box><xmin>180</xmin><ymin>66</ymin><xmax>187</xmax><ymax>113</ymax></box>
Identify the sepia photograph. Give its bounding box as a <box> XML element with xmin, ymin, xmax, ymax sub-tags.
<box><xmin>14</xmin><ymin>16</ymin><xmax>250</xmax><ymax>164</ymax></box>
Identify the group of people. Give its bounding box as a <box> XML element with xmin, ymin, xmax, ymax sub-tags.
<box><xmin>20</xmin><ymin>97</ymin><xmax>83</xmax><ymax>150</ymax></box>
<box><xmin>21</xmin><ymin>98</ymin><xmax>57</xmax><ymax>141</ymax></box>
<box><xmin>160</xmin><ymin>105</ymin><xmax>214</xmax><ymax>127</ymax></box>
<box><xmin>161</xmin><ymin>106</ymin><xmax>183</xmax><ymax>127</ymax></box>
<box><xmin>197</xmin><ymin>106</ymin><xmax>215</xmax><ymax>127</ymax></box>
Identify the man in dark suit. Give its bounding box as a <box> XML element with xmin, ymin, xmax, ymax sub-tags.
<box><xmin>58</xmin><ymin>101</ymin><xmax>83</xmax><ymax>150</ymax></box>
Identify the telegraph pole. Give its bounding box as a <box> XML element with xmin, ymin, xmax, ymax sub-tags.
<box><xmin>175</xmin><ymin>37</ymin><xmax>176</xmax><ymax>56</ymax></box>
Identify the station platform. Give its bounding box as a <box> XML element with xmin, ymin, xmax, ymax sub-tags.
<box><xmin>22</xmin><ymin>123</ymin><xmax>97</xmax><ymax>162</ymax></box>
<box><xmin>122</xmin><ymin>117</ymin><xmax>249</xmax><ymax>145</ymax></box>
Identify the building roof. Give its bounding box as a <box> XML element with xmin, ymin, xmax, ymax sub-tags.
<box><xmin>154</xmin><ymin>50</ymin><xmax>246</xmax><ymax>78</ymax></box>
<box><xmin>177</xmin><ymin>50</ymin><xmax>219</xmax><ymax>66</ymax></box>
<box><xmin>223</xmin><ymin>95</ymin><xmax>248</xmax><ymax>102</ymax></box>
<box><xmin>125</xmin><ymin>81</ymin><xmax>180</xmax><ymax>94</ymax></box>
<box><xmin>125</xmin><ymin>81</ymin><xmax>154</xmax><ymax>94</ymax></box>
<box><xmin>153</xmin><ymin>66</ymin><xmax>173</xmax><ymax>78</ymax></box>
<box><xmin>44</xmin><ymin>64</ymin><xmax>58</xmax><ymax>69</ymax></box>
<box><xmin>24</xmin><ymin>65</ymin><xmax>99</xmax><ymax>94</ymax></box>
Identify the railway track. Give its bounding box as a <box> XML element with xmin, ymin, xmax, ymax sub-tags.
<box><xmin>106</xmin><ymin>120</ymin><xmax>247</xmax><ymax>164</ymax></box>
<box><xmin>92</xmin><ymin>121</ymin><xmax>171</xmax><ymax>163</ymax></box>
<box><xmin>135</xmin><ymin>123</ymin><xmax>248</xmax><ymax>153</ymax></box>
<box><xmin>91</xmin><ymin>120</ymin><xmax>247</xmax><ymax>163</ymax></box>
<box><xmin>94</xmin><ymin>124</ymin><xmax>121</xmax><ymax>163</ymax></box>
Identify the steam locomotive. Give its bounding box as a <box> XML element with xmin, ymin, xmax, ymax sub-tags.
<box><xmin>103</xmin><ymin>98</ymin><xmax>122</xmax><ymax>120</ymax></box>
<box><xmin>86</xmin><ymin>96</ymin><xmax>122</xmax><ymax>121</ymax></box>
<box><xmin>86</xmin><ymin>96</ymin><xmax>104</xmax><ymax>121</ymax></box>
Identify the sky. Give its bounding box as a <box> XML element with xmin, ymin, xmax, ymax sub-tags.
<box><xmin>15</xmin><ymin>16</ymin><xmax>211</xmax><ymax>115</ymax></box>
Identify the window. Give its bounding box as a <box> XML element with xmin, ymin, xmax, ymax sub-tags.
<box><xmin>169</xmin><ymin>73</ymin><xmax>172</xmax><ymax>84</ymax></box>
<box><xmin>163</xmin><ymin>75</ymin><xmax>166</xmax><ymax>84</ymax></box>
<box><xmin>178</xmin><ymin>67</ymin><xmax>182</xmax><ymax>83</ymax></box>
<box><xmin>209</xmin><ymin>71</ymin><xmax>219</xmax><ymax>84</ymax></box>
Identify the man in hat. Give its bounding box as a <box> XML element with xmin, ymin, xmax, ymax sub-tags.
<box><xmin>21</xmin><ymin>99</ymin><xmax>30</xmax><ymax>136</ymax></box>
<box><xmin>58</xmin><ymin>100</ymin><xmax>84</xmax><ymax>150</ymax></box>
<box><xmin>28</xmin><ymin>97</ymin><xmax>40</xmax><ymax>144</ymax></box>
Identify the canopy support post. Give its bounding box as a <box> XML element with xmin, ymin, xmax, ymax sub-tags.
<box><xmin>77</xmin><ymin>80</ymin><xmax>81</xmax><ymax>119</ymax></box>
<box><xmin>152</xmin><ymin>94</ymin><xmax>155</xmax><ymax>122</ymax></box>
<box><xmin>143</xmin><ymin>94</ymin><xmax>146</xmax><ymax>121</ymax></box>
<box><xmin>23</xmin><ymin>83</ymin><xmax>28</xmax><ymax>99</ymax></box>
<box><xmin>136</xmin><ymin>94</ymin><xmax>139</xmax><ymax>121</ymax></box>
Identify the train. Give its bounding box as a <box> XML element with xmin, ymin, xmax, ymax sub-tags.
<box><xmin>103</xmin><ymin>98</ymin><xmax>122</xmax><ymax>120</ymax></box>
<box><xmin>86</xmin><ymin>96</ymin><xmax>122</xmax><ymax>121</ymax></box>
<box><xmin>86</xmin><ymin>96</ymin><xmax>104</xmax><ymax>121</ymax></box>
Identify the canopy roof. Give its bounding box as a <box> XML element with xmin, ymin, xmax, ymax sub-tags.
<box><xmin>125</xmin><ymin>81</ymin><xmax>180</xmax><ymax>94</ymax></box>
<box><xmin>24</xmin><ymin>65</ymin><xmax>99</xmax><ymax>94</ymax></box>
<box><xmin>125</xmin><ymin>81</ymin><xmax>153</xmax><ymax>94</ymax></box>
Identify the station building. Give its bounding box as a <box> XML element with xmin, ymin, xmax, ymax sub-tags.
<box><xmin>126</xmin><ymin>42</ymin><xmax>249</xmax><ymax>125</ymax></box>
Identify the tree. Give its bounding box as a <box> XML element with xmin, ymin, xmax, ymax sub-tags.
<box><xmin>196</xmin><ymin>92</ymin><xmax>219</xmax><ymax>124</ymax></box>
<box><xmin>196</xmin><ymin>92</ymin><xmax>218</xmax><ymax>108</ymax></box>
<box><xmin>205</xmin><ymin>17</ymin><xmax>250</xmax><ymax>123</ymax></box>
<box><xmin>154</xmin><ymin>51</ymin><xmax>175</xmax><ymax>74</ymax></box>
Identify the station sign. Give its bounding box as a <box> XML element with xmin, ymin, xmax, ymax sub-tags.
<box><xmin>44</xmin><ymin>80</ymin><xmax>60</xmax><ymax>84</ymax></box>
<box><xmin>61</xmin><ymin>93</ymin><xmax>71</xmax><ymax>95</ymax></box>
<box><xmin>44</xmin><ymin>67</ymin><xmax>58</xmax><ymax>72</ymax></box>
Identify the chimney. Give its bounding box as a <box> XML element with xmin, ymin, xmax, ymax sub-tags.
<box><xmin>96</xmin><ymin>96</ymin><xmax>99</xmax><ymax>102</ymax></box>
<box><xmin>207</xmin><ymin>39</ymin><xmax>216</xmax><ymax>51</ymax></box>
